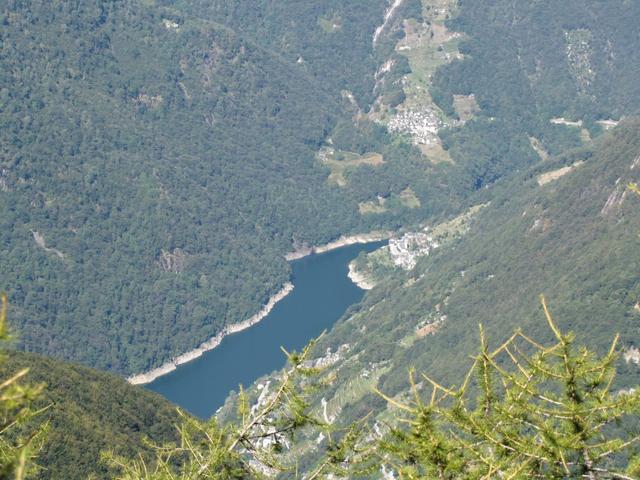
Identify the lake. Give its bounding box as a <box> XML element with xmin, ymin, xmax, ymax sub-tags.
<box><xmin>147</xmin><ymin>241</ymin><xmax>384</xmax><ymax>418</ymax></box>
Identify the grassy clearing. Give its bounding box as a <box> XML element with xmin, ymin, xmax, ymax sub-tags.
<box><xmin>580</xmin><ymin>127</ymin><xmax>592</xmax><ymax>143</ymax></box>
<box><xmin>431</xmin><ymin>203</ymin><xmax>486</xmax><ymax>237</ymax></box>
<box><xmin>453</xmin><ymin>94</ymin><xmax>479</xmax><ymax>121</ymax></box>
<box><xmin>317</xmin><ymin>16</ymin><xmax>340</xmax><ymax>33</ymax></box>
<box><xmin>419</xmin><ymin>142</ymin><xmax>454</xmax><ymax>164</ymax></box>
<box><xmin>352</xmin><ymin>246</ymin><xmax>397</xmax><ymax>286</ymax></box>
<box><xmin>318</xmin><ymin>149</ymin><xmax>384</xmax><ymax>187</ymax></box>
<box><xmin>397</xmin><ymin>20</ymin><xmax>459</xmax><ymax>117</ymax></box>
<box><xmin>399</xmin><ymin>187</ymin><xmax>421</xmax><ymax>208</ymax></box>
<box><xmin>374</xmin><ymin>0</ymin><xmax>463</xmax><ymax>164</ymax></box>
<box><xmin>359</xmin><ymin>188</ymin><xmax>420</xmax><ymax>215</ymax></box>
<box><xmin>359</xmin><ymin>197</ymin><xmax>388</xmax><ymax>214</ymax></box>
<box><xmin>393</xmin><ymin>0</ymin><xmax>463</xmax><ymax>113</ymax></box>
<box><xmin>537</xmin><ymin>161</ymin><xmax>584</xmax><ymax>186</ymax></box>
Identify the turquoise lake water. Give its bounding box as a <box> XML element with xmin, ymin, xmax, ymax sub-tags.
<box><xmin>147</xmin><ymin>241</ymin><xmax>384</xmax><ymax>418</ymax></box>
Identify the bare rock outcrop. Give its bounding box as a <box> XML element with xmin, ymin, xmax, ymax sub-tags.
<box><xmin>158</xmin><ymin>248</ymin><xmax>187</xmax><ymax>273</ymax></box>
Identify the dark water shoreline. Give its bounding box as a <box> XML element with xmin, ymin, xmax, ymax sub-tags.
<box><xmin>147</xmin><ymin>241</ymin><xmax>385</xmax><ymax>418</ymax></box>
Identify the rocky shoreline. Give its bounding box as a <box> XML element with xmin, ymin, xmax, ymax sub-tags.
<box><xmin>127</xmin><ymin>282</ymin><xmax>295</xmax><ymax>385</ymax></box>
<box><xmin>347</xmin><ymin>261</ymin><xmax>376</xmax><ymax>290</ymax></box>
<box><xmin>285</xmin><ymin>231</ymin><xmax>392</xmax><ymax>261</ymax></box>
<box><xmin>128</xmin><ymin>232</ymin><xmax>391</xmax><ymax>385</ymax></box>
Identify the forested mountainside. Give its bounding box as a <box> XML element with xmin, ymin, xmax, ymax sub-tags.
<box><xmin>436</xmin><ymin>0</ymin><xmax>640</xmax><ymax>120</ymax></box>
<box><xmin>167</xmin><ymin>0</ymin><xmax>392</xmax><ymax>106</ymax></box>
<box><xmin>3</xmin><ymin>0</ymin><xmax>640</xmax><ymax>477</ymax></box>
<box><xmin>228</xmin><ymin>118</ymin><xmax>640</xmax><ymax>474</ymax></box>
<box><xmin>0</xmin><ymin>351</ymin><xmax>180</xmax><ymax>479</ymax></box>
<box><xmin>350</xmin><ymin>119</ymin><xmax>640</xmax><ymax>394</ymax></box>
<box><xmin>432</xmin><ymin>0</ymin><xmax>640</xmax><ymax>190</ymax></box>
<box><xmin>0</xmin><ymin>0</ymin><xmax>437</xmax><ymax>375</ymax></box>
<box><xmin>5</xmin><ymin>0</ymin><xmax>639</xmax><ymax>378</ymax></box>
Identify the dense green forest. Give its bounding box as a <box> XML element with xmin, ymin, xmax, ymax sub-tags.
<box><xmin>435</xmin><ymin>0</ymin><xmax>640</xmax><ymax>120</ymax></box>
<box><xmin>0</xmin><ymin>0</ymin><xmax>435</xmax><ymax>375</ymax></box>
<box><xmin>0</xmin><ymin>351</ymin><xmax>181</xmax><ymax>479</ymax></box>
<box><xmin>0</xmin><ymin>295</ymin><xmax>178</xmax><ymax>479</ymax></box>
<box><xmin>431</xmin><ymin>0</ymin><xmax>640</xmax><ymax>190</ymax></box>
<box><xmin>167</xmin><ymin>0</ymin><xmax>386</xmax><ymax>107</ymax></box>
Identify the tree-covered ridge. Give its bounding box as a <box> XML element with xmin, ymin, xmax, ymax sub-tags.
<box><xmin>0</xmin><ymin>295</ymin><xmax>45</xmax><ymax>480</ymax></box>
<box><xmin>0</xmin><ymin>350</ymin><xmax>181</xmax><ymax>479</ymax></box>
<box><xmin>0</xmin><ymin>296</ymin><xmax>179</xmax><ymax>479</ymax></box>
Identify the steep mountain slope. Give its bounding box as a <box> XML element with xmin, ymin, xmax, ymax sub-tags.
<box><xmin>0</xmin><ymin>351</ymin><xmax>181</xmax><ymax>479</ymax></box>
<box><xmin>0</xmin><ymin>0</ymin><xmax>427</xmax><ymax>375</ymax></box>
<box><xmin>436</xmin><ymin>0</ymin><xmax>640</xmax><ymax>120</ymax></box>
<box><xmin>168</xmin><ymin>0</ymin><xmax>390</xmax><ymax>106</ymax></box>
<box><xmin>431</xmin><ymin>0</ymin><xmax>640</xmax><ymax>191</ymax></box>
<box><xmin>354</xmin><ymin>117</ymin><xmax>640</xmax><ymax>405</ymax></box>
<box><xmin>4</xmin><ymin>0</ymin><xmax>640</xmax><ymax>383</ymax></box>
<box><xmin>214</xmin><ymin>1</ymin><xmax>640</xmax><ymax>469</ymax></box>
<box><xmin>229</xmin><ymin>119</ymin><xmax>640</xmax><ymax>470</ymax></box>
<box><xmin>373</xmin><ymin>123</ymin><xmax>640</xmax><ymax>389</ymax></box>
